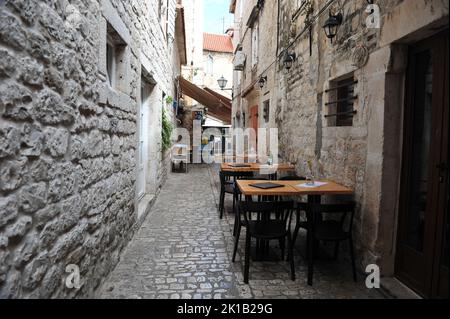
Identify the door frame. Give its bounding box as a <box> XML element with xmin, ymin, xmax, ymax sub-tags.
<box><xmin>395</xmin><ymin>29</ymin><xmax>449</xmax><ymax>298</ymax></box>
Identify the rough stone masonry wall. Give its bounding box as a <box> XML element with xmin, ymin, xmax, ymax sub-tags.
<box><xmin>276</xmin><ymin>0</ymin><xmax>406</xmax><ymax>267</ymax></box>
<box><xmin>0</xmin><ymin>0</ymin><xmax>177</xmax><ymax>298</ymax></box>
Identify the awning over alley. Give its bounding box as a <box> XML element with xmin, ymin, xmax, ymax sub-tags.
<box><xmin>177</xmin><ymin>76</ymin><xmax>231</xmax><ymax>124</ymax></box>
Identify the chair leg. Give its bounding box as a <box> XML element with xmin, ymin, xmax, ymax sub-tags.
<box><xmin>279</xmin><ymin>237</ymin><xmax>285</xmax><ymax>261</ymax></box>
<box><xmin>307</xmin><ymin>235</ymin><xmax>314</xmax><ymax>286</ymax></box>
<box><xmin>219</xmin><ymin>189</ymin><xmax>225</xmax><ymax>219</ymax></box>
<box><xmin>244</xmin><ymin>232</ymin><xmax>251</xmax><ymax>284</ymax></box>
<box><xmin>232</xmin><ymin>224</ymin><xmax>241</xmax><ymax>262</ymax></box>
<box><xmin>333</xmin><ymin>242</ymin><xmax>340</xmax><ymax>260</ymax></box>
<box><xmin>287</xmin><ymin>233</ymin><xmax>295</xmax><ymax>281</ymax></box>
<box><xmin>349</xmin><ymin>237</ymin><xmax>357</xmax><ymax>282</ymax></box>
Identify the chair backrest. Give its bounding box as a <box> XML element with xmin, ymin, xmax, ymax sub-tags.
<box><xmin>309</xmin><ymin>202</ymin><xmax>356</xmax><ymax>233</ymax></box>
<box><xmin>220</xmin><ymin>170</ymin><xmax>253</xmax><ymax>180</ymax></box>
<box><xmin>238</xmin><ymin>201</ymin><xmax>296</xmax><ymax>229</ymax></box>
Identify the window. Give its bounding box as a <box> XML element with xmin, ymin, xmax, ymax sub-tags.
<box><xmin>326</xmin><ymin>74</ymin><xmax>357</xmax><ymax>127</ymax></box>
<box><xmin>106</xmin><ymin>39</ymin><xmax>115</xmax><ymax>87</ymax></box>
<box><xmin>251</xmin><ymin>22</ymin><xmax>258</xmax><ymax>68</ymax></box>
<box><xmin>206</xmin><ymin>54</ymin><xmax>214</xmax><ymax>75</ymax></box>
<box><xmin>263</xmin><ymin>100</ymin><xmax>269</xmax><ymax>123</ymax></box>
<box><xmin>106</xmin><ymin>23</ymin><xmax>128</xmax><ymax>92</ymax></box>
<box><xmin>158</xmin><ymin>0</ymin><xmax>168</xmax><ymax>37</ymax></box>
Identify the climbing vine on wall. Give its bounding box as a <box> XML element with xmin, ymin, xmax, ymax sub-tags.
<box><xmin>161</xmin><ymin>108</ymin><xmax>173</xmax><ymax>153</ymax></box>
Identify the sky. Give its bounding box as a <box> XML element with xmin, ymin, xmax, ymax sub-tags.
<box><xmin>204</xmin><ymin>0</ymin><xmax>234</xmax><ymax>34</ymax></box>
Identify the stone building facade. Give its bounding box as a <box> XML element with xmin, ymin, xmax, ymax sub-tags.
<box><xmin>230</xmin><ymin>0</ymin><xmax>448</xmax><ymax>297</ymax></box>
<box><xmin>0</xmin><ymin>0</ymin><xmax>185</xmax><ymax>298</ymax></box>
<box><xmin>202</xmin><ymin>32</ymin><xmax>234</xmax><ymax>100</ymax></box>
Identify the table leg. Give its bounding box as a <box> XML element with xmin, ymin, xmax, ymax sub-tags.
<box><xmin>307</xmin><ymin>195</ymin><xmax>321</xmax><ymax>286</ymax></box>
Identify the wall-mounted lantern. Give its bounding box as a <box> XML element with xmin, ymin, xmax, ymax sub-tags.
<box><xmin>217</xmin><ymin>76</ymin><xmax>232</xmax><ymax>91</ymax></box>
<box><xmin>283</xmin><ymin>51</ymin><xmax>296</xmax><ymax>70</ymax></box>
<box><xmin>217</xmin><ymin>76</ymin><xmax>227</xmax><ymax>90</ymax></box>
<box><xmin>323</xmin><ymin>10</ymin><xmax>343</xmax><ymax>43</ymax></box>
<box><xmin>258</xmin><ymin>76</ymin><xmax>267</xmax><ymax>89</ymax></box>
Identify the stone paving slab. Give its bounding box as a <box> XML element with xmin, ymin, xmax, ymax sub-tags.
<box><xmin>98</xmin><ymin>165</ymin><xmax>384</xmax><ymax>299</ymax></box>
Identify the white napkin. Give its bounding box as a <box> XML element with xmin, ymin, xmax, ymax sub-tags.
<box><xmin>297</xmin><ymin>182</ymin><xmax>328</xmax><ymax>188</ymax></box>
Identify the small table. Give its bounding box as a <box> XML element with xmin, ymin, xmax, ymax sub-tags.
<box><xmin>236</xmin><ymin>179</ymin><xmax>353</xmax><ymax>285</ymax></box>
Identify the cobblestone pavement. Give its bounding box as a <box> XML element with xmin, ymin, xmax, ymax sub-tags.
<box><xmin>98</xmin><ymin>165</ymin><xmax>384</xmax><ymax>299</ymax></box>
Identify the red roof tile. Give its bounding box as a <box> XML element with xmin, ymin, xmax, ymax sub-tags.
<box><xmin>203</xmin><ymin>33</ymin><xmax>233</xmax><ymax>53</ymax></box>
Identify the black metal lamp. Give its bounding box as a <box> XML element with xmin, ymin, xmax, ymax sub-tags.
<box><xmin>323</xmin><ymin>10</ymin><xmax>343</xmax><ymax>43</ymax></box>
<box><xmin>217</xmin><ymin>76</ymin><xmax>228</xmax><ymax>90</ymax></box>
<box><xmin>258</xmin><ymin>76</ymin><xmax>267</xmax><ymax>89</ymax></box>
<box><xmin>283</xmin><ymin>51</ymin><xmax>296</xmax><ymax>70</ymax></box>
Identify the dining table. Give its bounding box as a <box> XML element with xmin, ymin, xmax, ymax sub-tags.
<box><xmin>236</xmin><ymin>179</ymin><xmax>353</xmax><ymax>285</ymax></box>
<box><xmin>220</xmin><ymin>162</ymin><xmax>295</xmax><ymax>178</ymax></box>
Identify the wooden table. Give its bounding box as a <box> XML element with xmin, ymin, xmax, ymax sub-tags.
<box><xmin>235</xmin><ymin>180</ymin><xmax>300</xmax><ymax>196</ymax></box>
<box><xmin>236</xmin><ymin>179</ymin><xmax>352</xmax><ymax>197</ymax></box>
<box><xmin>220</xmin><ymin>162</ymin><xmax>295</xmax><ymax>174</ymax></box>
<box><xmin>236</xmin><ymin>179</ymin><xmax>353</xmax><ymax>285</ymax></box>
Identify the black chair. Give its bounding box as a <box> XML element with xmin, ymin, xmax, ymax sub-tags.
<box><xmin>219</xmin><ymin>171</ymin><xmax>253</xmax><ymax>219</ymax></box>
<box><xmin>308</xmin><ymin>202</ymin><xmax>357</xmax><ymax>284</ymax></box>
<box><xmin>234</xmin><ymin>201</ymin><xmax>296</xmax><ymax>284</ymax></box>
<box><xmin>232</xmin><ymin>176</ymin><xmax>269</xmax><ymax>237</ymax></box>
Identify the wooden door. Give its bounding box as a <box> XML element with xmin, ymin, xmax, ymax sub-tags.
<box><xmin>249</xmin><ymin>105</ymin><xmax>259</xmax><ymax>151</ymax></box>
<box><xmin>396</xmin><ymin>30</ymin><xmax>449</xmax><ymax>298</ymax></box>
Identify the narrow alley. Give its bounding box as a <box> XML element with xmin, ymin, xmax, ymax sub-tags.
<box><xmin>98</xmin><ymin>166</ymin><xmax>383</xmax><ymax>299</ymax></box>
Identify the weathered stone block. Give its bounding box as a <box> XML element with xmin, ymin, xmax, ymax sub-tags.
<box><xmin>18</xmin><ymin>57</ymin><xmax>44</xmax><ymax>87</ymax></box>
<box><xmin>21</xmin><ymin>123</ymin><xmax>44</xmax><ymax>157</ymax></box>
<box><xmin>12</xmin><ymin>232</ymin><xmax>38</xmax><ymax>268</ymax></box>
<box><xmin>47</xmin><ymin>163</ymin><xmax>79</xmax><ymax>203</ymax></box>
<box><xmin>6</xmin><ymin>0</ymin><xmax>40</xmax><ymax>25</ymax></box>
<box><xmin>35</xmin><ymin>89</ymin><xmax>75</xmax><ymax>125</ymax></box>
<box><xmin>0</xmin><ymin>126</ymin><xmax>20</xmax><ymax>159</ymax></box>
<box><xmin>0</xmin><ymin>82</ymin><xmax>33</xmax><ymax>121</ymax></box>
<box><xmin>0</xmin><ymin>269</ymin><xmax>21</xmax><ymax>298</ymax></box>
<box><xmin>0</xmin><ymin>157</ymin><xmax>27</xmax><ymax>192</ymax></box>
<box><xmin>21</xmin><ymin>252</ymin><xmax>48</xmax><ymax>291</ymax></box>
<box><xmin>27</xmin><ymin>30</ymin><xmax>51</xmax><ymax>62</ymax></box>
<box><xmin>0</xmin><ymin>195</ymin><xmax>18</xmax><ymax>228</ymax></box>
<box><xmin>44</xmin><ymin>67</ymin><xmax>64</xmax><ymax>93</ymax></box>
<box><xmin>38</xmin><ymin>3</ymin><xmax>65</xmax><ymax>42</ymax></box>
<box><xmin>44</xmin><ymin>127</ymin><xmax>69</xmax><ymax>157</ymax></box>
<box><xmin>5</xmin><ymin>215</ymin><xmax>32</xmax><ymax>240</ymax></box>
<box><xmin>0</xmin><ymin>49</ymin><xmax>16</xmax><ymax>78</ymax></box>
<box><xmin>28</xmin><ymin>158</ymin><xmax>50</xmax><ymax>182</ymax></box>
<box><xmin>0</xmin><ymin>12</ymin><xmax>27</xmax><ymax>51</ymax></box>
<box><xmin>63</xmin><ymin>80</ymin><xmax>81</xmax><ymax>108</ymax></box>
<box><xmin>39</xmin><ymin>265</ymin><xmax>63</xmax><ymax>298</ymax></box>
<box><xmin>0</xmin><ymin>249</ymin><xmax>9</xmax><ymax>285</ymax></box>
<box><xmin>58</xmin><ymin>195</ymin><xmax>83</xmax><ymax>233</ymax></box>
<box><xmin>48</xmin><ymin>221</ymin><xmax>87</xmax><ymax>262</ymax></box>
<box><xmin>19</xmin><ymin>182</ymin><xmax>47</xmax><ymax>214</ymax></box>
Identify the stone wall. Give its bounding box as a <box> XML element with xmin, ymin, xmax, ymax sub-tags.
<box><xmin>0</xmin><ymin>0</ymin><xmax>179</xmax><ymax>298</ymax></box>
<box><xmin>276</xmin><ymin>0</ymin><xmax>448</xmax><ymax>272</ymax></box>
<box><xmin>231</xmin><ymin>0</ymin><xmax>448</xmax><ymax>275</ymax></box>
